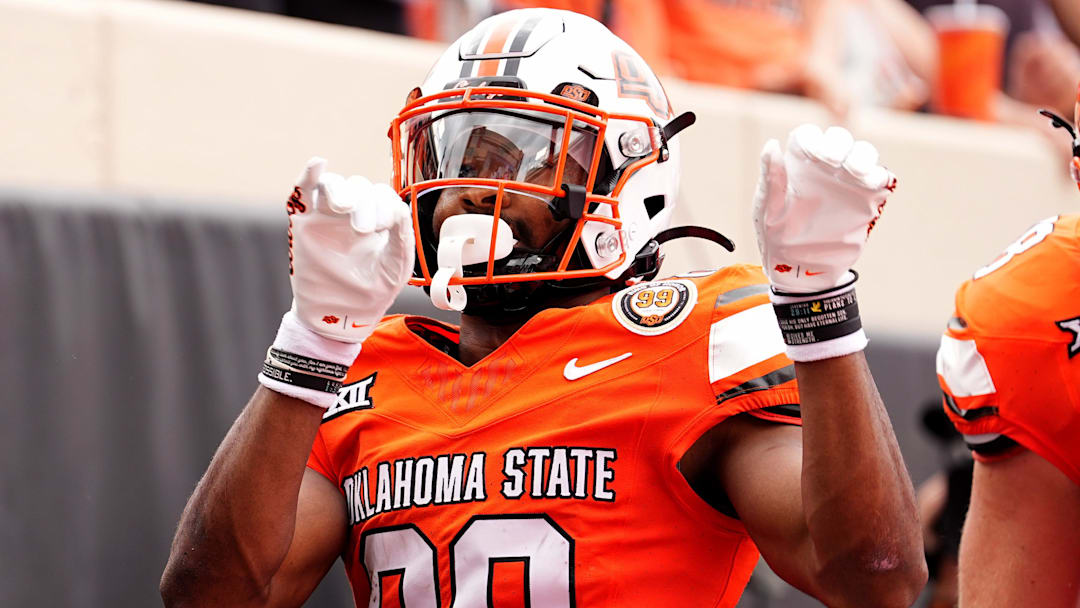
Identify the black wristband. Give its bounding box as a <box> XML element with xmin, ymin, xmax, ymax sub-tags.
<box><xmin>260</xmin><ymin>361</ymin><xmax>343</xmax><ymax>394</ymax></box>
<box><xmin>772</xmin><ymin>288</ymin><xmax>862</xmax><ymax>346</ymax></box>
<box><xmin>267</xmin><ymin>348</ymin><xmax>349</xmax><ymax>379</ymax></box>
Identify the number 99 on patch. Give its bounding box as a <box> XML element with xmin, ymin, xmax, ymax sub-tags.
<box><xmin>612</xmin><ymin>280</ymin><xmax>698</xmax><ymax>336</ymax></box>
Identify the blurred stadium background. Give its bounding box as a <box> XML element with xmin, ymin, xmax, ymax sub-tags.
<box><xmin>1</xmin><ymin>0</ymin><xmax>1075</xmax><ymax>606</ymax></box>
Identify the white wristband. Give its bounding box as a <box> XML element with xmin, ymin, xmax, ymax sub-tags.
<box><xmin>782</xmin><ymin>329</ymin><xmax>868</xmax><ymax>362</ymax></box>
<box><xmin>769</xmin><ymin>272</ymin><xmax>867</xmax><ymax>362</ymax></box>
<box><xmin>257</xmin><ymin>310</ymin><xmax>364</xmax><ymax>409</ymax></box>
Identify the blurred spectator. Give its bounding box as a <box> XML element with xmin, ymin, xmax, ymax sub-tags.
<box><xmin>908</xmin><ymin>0</ymin><xmax>1080</xmax><ymax>160</ymax></box>
<box><xmin>909</xmin><ymin>0</ymin><xmax>1032</xmax><ymax>64</ymax></box>
<box><xmin>192</xmin><ymin>0</ymin><xmax>938</xmax><ymax>116</ymax></box>
<box><xmin>404</xmin><ymin>0</ymin><xmax>497</xmax><ymax>42</ymax></box>
<box><xmin>915</xmin><ymin>0</ymin><xmax>1080</xmax><ymax>116</ymax></box>
<box><xmin>499</xmin><ymin>0</ymin><xmax>936</xmax><ymax>117</ymax></box>
<box><xmin>907</xmin><ymin>0</ymin><xmax>1074</xmax><ymax>91</ymax></box>
<box><xmin>837</xmin><ymin>0</ymin><xmax>939</xmax><ymax>111</ymax></box>
<box><xmin>1048</xmin><ymin>0</ymin><xmax>1080</xmax><ymax>47</ymax></box>
<box><xmin>1007</xmin><ymin>28</ymin><xmax>1080</xmax><ymax>119</ymax></box>
<box><xmin>655</xmin><ymin>0</ymin><xmax>937</xmax><ymax>115</ymax></box>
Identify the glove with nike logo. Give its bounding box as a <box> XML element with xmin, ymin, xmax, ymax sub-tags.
<box><xmin>752</xmin><ymin>125</ymin><xmax>896</xmax><ymax>361</ymax></box>
<box><xmin>258</xmin><ymin>157</ymin><xmax>415</xmax><ymax>408</ymax></box>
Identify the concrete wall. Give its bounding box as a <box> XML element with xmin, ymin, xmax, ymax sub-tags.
<box><xmin>3</xmin><ymin>0</ymin><xmax>1076</xmax><ymax>337</ymax></box>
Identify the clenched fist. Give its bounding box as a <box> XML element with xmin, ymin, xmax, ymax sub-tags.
<box><xmin>752</xmin><ymin>125</ymin><xmax>895</xmax><ymax>294</ymax></box>
<box><xmin>288</xmin><ymin>157</ymin><xmax>415</xmax><ymax>343</ymax></box>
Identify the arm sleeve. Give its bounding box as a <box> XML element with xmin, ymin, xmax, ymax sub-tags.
<box><xmin>938</xmin><ymin>326</ymin><xmax>1080</xmax><ymax>481</ymax></box>
<box><xmin>707</xmin><ymin>271</ymin><xmax>801</xmax><ymax>426</ymax></box>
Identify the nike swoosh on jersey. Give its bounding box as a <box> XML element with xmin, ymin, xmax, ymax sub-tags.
<box><xmin>563</xmin><ymin>352</ymin><xmax>633</xmax><ymax>381</ymax></box>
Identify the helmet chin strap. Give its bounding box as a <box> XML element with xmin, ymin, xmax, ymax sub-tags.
<box><xmin>430</xmin><ymin>215</ymin><xmax>517</xmax><ymax>311</ymax></box>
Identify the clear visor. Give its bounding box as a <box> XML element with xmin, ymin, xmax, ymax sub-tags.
<box><xmin>402</xmin><ymin>109</ymin><xmax>599</xmax><ymax>190</ymax></box>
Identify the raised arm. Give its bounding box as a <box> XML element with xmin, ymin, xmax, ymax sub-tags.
<box><xmin>161</xmin><ymin>158</ymin><xmax>415</xmax><ymax>606</ymax></box>
<box><xmin>160</xmin><ymin>389</ymin><xmax>346</xmax><ymax>607</ymax></box>
<box><xmin>705</xmin><ymin>354</ymin><xmax>924</xmax><ymax>607</ymax></box>
<box><xmin>722</xmin><ymin>126</ymin><xmax>924</xmax><ymax>605</ymax></box>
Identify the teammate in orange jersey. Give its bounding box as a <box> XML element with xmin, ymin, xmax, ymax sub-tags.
<box><xmin>936</xmin><ymin>100</ymin><xmax>1080</xmax><ymax>607</ymax></box>
<box><xmin>161</xmin><ymin>9</ymin><xmax>925</xmax><ymax>607</ymax></box>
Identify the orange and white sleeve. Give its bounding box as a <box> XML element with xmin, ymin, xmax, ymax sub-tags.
<box><xmin>708</xmin><ymin>279</ymin><xmax>801</xmax><ymax>426</ymax></box>
<box><xmin>937</xmin><ymin>318</ymin><xmax>1024</xmax><ymax>460</ymax></box>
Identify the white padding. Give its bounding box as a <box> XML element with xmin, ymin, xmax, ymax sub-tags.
<box><xmin>936</xmin><ymin>335</ymin><xmax>997</xmax><ymax>397</ymax></box>
<box><xmin>709</xmin><ymin>304</ymin><xmax>787</xmax><ymax>382</ymax></box>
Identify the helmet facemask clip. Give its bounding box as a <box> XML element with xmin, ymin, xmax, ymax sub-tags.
<box><xmin>549</xmin><ymin>183</ymin><xmax>587</xmax><ymax>221</ymax></box>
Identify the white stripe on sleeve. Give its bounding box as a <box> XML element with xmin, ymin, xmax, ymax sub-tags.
<box><xmin>936</xmin><ymin>335</ymin><xmax>997</xmax><ymax>397</ymax></box>
<box><xmin>709</xmin><ymin>304</ymin><xmax>787</xmax><ymax>383</ymax></box>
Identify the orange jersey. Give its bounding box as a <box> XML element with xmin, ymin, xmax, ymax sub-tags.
<box><xmin>308</xmin><ymin>265</ymin><xmax>801</xmax><ymax>607</ymax></box>
<box><xmin>936</xmin><ymin>214</ymin><xmax>1080</xmax><ymax>485</ymax></box>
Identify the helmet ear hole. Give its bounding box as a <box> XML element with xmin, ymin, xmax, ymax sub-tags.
<box><xmin>643</xmin><ymin>195</ymin><xmax>665</xmax><ymax>219</ymax></box>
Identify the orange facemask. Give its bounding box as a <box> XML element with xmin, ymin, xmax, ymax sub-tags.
<box><xmin>389</xmin><ymin>86</ymin><xmax>662</xmax><ymax>289</ymax></box>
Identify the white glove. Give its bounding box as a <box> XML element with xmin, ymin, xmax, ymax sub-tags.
<box><xmin>289</xmin><ymin>157</ymin><xmax>415</xmax><ymax>342</ymax></box>
<box><xmin>752</xmin><ymin>125</ymin><xmax>895</xmax><ymax>294</ymax></box>
<box><xmin>259</xmin><ymin>157</ymin><xmax>415</xmax><ymax>408</ymax></box>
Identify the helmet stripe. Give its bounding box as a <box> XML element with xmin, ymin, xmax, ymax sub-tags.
<box><xmin>458</xmin><ymin>32</ymin><xmax>483</xmax><ymax>78</ymax></box>
<box><xmin>476</xmin><ymin>17</ymin><xmax>519</xmax><ymax>77</ymax></box>
<box><xmin>502</xmin><ymin>15</ymin><xmax>542</xmax><ymax>77</ymax></box>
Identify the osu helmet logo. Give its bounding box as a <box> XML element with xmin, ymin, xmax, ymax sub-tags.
<box><xmin>560</xmin><ymin>84</ymin><xmax>589</xmax><ymax>101</ymax></box>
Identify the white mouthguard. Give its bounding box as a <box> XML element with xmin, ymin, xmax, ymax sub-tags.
<box><xmin>430</xmin><ymin>215</ymin><xmax>517</xmax><ymax>311</ymax></box>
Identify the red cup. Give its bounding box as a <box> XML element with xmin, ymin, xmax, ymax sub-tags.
<box><xmin>927</xmin><ymin>4</ymin><xmax>1009</xmax><ymax>121</ymax></box>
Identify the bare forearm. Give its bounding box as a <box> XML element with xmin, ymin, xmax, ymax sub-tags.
<box><xmin>796</xmin><ymin>353</ymin><xmax>926</xmax><ymax>605</ymax></box>
<box><xmin>161</xmin><ymin>386</ymin><xmax>324</xmax><ymax>604</ymax></box>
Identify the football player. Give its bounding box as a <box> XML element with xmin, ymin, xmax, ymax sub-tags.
<box><xmin>936</xmin><ymin>95</ymin><xmax>1080</xmax><ymax>607</ymax></box>
<box><xmin>161</xmin><ymin>9</ymin><xmax>925</xmax><ymax>607</ymax></box>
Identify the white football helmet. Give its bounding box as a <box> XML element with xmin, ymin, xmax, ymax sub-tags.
<box><xmin>390</xmin><ymin>8</ymin><xmax>725</xmax><ymax>315</ymax></box>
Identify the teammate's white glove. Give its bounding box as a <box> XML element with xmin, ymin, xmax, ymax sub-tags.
<box><xmin>752</xmin><ymin>125</ymin><xmax>894</xmax><ymax>294</ymax></box>
<box><xmin>752</xmin><ymin>125</ymin><xmax>895</xmax><ymax>361</ymax></box>
<box><xmin>258</xmin><ymin>157</ymin><xmax>415</xmax><ymax>408</ymax></box>
<box><xmin>288</xmin><ymin>157</ymin><xmax>415</xmax><ymax>342</ymax></box>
